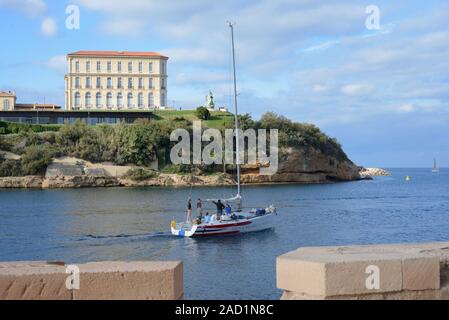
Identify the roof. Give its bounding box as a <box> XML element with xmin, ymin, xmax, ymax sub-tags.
<box><xmin>0</xmin><ymin>91</ymin><xmax>16</xmax><ymax>97</ymax></box>
<box><xmin>68</xmin><ymin>51</ymin><xmax>168</xmax><ymax>59</ymax></box>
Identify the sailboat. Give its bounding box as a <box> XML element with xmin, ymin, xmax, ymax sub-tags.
<box><xmin>432</xmin><ymin>158</ymin><xmax>439</xmax><ymax>173</ymax></box>
<box><xmin>170</xmin><ymin>23</ymin><xmax>277</xmax><ymax>237</ymax></box>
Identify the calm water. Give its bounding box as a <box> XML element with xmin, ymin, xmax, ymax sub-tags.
<box><xmin>1</xmin><ymin>168</ymin><xmax>449</xmax><ymax>299</ymax></box>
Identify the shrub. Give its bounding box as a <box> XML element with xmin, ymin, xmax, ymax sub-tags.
<box><xmin>0</xmin><ymin>159</ymin><xmax>22</xmax><ymax>177</ymax></box>
<box><xmin>124</xmin><ymin>167</ymin><xmax>158</xmax><ymax>181</ymax></box>
<box><xmin>161</xmin><ymin>164</ymin><xmax>194</xmax><ymax>174</ymax></box>
<box><xmin>21</xmin><ymin>144</ymin><xmax>55</xmax><ymax>175</ymax></box>
<box><xmin>195</xmin><ymin>107</ymin><xmax>211</xmax><ymax>120</ymax></box>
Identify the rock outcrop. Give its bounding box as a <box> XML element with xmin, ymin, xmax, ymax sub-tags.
<box><xmin>241</xmin><ymin>146</ymin><xmax>360</xmax><ymax>184</ymax></box>
<box><xmin>0</xmin><ymin>146</ymin><xmax>362</xmax><ymax>188</ymax></box>
<box><xmin>359</xmin><ymin>167</ymin><xmax>391</xmax><ymax>178</ymax></box>
<box><xmin>0</xmin><ymin>176</ymin><xmax>43</xmax><ymax>188</ymax></box>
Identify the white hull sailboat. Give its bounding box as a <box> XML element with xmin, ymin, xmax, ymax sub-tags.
<box><xmin>432</xmin><ymin>158</ymin><xmax>439</xmax><ymax>173</ymax></box>
<box><xmin>170</xmin><ymin>23</ymin><xmax>277</xmax><ymax>237</ymax></box>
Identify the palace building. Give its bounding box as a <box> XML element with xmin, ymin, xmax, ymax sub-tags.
<box><xmin>64</xmin><ymin>51</ymin><xmax>168</xmax><ymax>111</ymax></box>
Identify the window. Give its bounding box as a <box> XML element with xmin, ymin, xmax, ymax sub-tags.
<box><xmin>138</xmin><ymin>92</ymin><xmax>144</xmax><ymax>108</ymax></box>
<box><xmin>85</xmin><ymin>92</ymin><xmax>92</xmax><ymax>107</ymax></box>
<box><xmin>128</xmin><ymin>62</ymin><xmax>132</xmax><ymax>73</ymax></box>
<box><xmin>107</xmin><ymin>61</ymin><xmax>112</xmax><ymax>72</ymax></box>
<box><xmin>161</xmin><ymin>92</ymin><xmax>166</xmax><ymax>106</ymax></box>
<box><xmin>117</xmin><ymin>93</ymin><xmax>123</xmax><ymax>108</ymax></box>
<box><xmin>74</xmin><ymin>92</ymin><xmax>80</xmax><ymax>108</ymax></box>
<box><xmin>96</xmin><ymin>92</ymin><xmax>102</xmax><ymax>107</ymax></box>
<box><xmin>118</xmin><ymin>77</ymin><xmax>122</xmax><ymax>89</ymax></box>
<box><xmin>128</xmin><ymin>77</ymin><xmax>133</xmax><ymax>89</ymax></box>
<box><xmin>139</xmin><ymin>62</ymin><xmax>143</xmax><ymax>73</ymax></box>
<box><xmin>161</xmin><ymin>62</ymin><xmax>166</xmax><ymax>74</ymax></box>
<box><xmin>86</xmin><ymin>77</ymin><xmax>91</xmax><ymax>88</ymax></box>
<box><xmin>127</xmin><ymin>93</ymin><xmax>133</xmax><ymax>108</ymax></box>
<box><xmin>138</xmin><ymin>78</ymin><xmax>143</xmax><ymax>89</ymax></box>
<box><xmin>96</xmin><ymin>77</ymin><xmax>101</xmax><ymax>89</ymax></box>
<box><xmin>75</xmin><ymin>61</ymin><xmax>80</xmax><ymax>72</ymax></box>
<box><xmin>86</xmin><ymin>61</ymin><xmax>90</xmax><ymax>72</ymax></box>
<box><xmin>106</xmin><ymin>92</ymin><xmax>112</xmax><ymax>108</ymax></box>
<box><xmin>149</xmin><ymin>78</ymin><xmax>153</xmax><ymax>89</ymax></box>
<box><xmin>148</xmin><ymin>93</ymin><xmax>154</xmax><ymax>107</ymax></box>
<box><xmin>3</xmin><ymin>100</ymin><xmax>10</xmax><ymax>110</ymax></box>
<box><xmin>107</xmin><ymin>77</ymin><xmax>112</xmax><ymax>89</ymax></box>
<box><xmin>118</xmin><ymin>62</ymin><xmax>122</xmax><ymax>73</ymax></box>
<box><xmin>75</xmin><ymin>77</ymin><xmax>80</xmax><ymax>89</ymax></box>
<box><xmin>149</xmin><ymin>62</ymin><xmax>153</xmax><ymax>73</ymax></box>
<box><xmin>161</xmin><ymin>78</ymin><xmax>165</xmax><ymax>89</ymax></box>
<box><xmin>96</xmin><ymin>61</ymin><xmax>101</xmax><ymax>72</ymax></box>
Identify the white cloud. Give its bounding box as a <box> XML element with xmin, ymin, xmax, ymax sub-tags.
<box><xmin>41</xmin><ymin>17</ymin><xmax>57</xmax><ymax>37</ymax></box>
<box><xmin>0</xmin><ymin>0</ymin><xmax>47</xmax><ymax>17</ymax></box>
<box><xmin>41</xmin><ymin>55</ymin><xmax>66</xmax><ymax>73</ymax></box>
<box><xmin>175</xmin><ymin>71</ymin><xmax>228</xmax><ymax>85</ymax></box>
<box><xmin>341</xmin><ymin>84</ymin><xmax>373</xmax><ymax>96</ymax></box>
<box><xmin>398</xmin><ymin>103</ymin><xmax>415</xmax><ymax>113</ymax></box>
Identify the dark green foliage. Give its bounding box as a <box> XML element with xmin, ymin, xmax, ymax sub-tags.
<box><xmin>161</xmin><ymin>164</ymin><xmax>195</xmax><ymax>174</ymax></box>
<box><xmin>258</xmin><ymin>112</ymin><xmax>348</xmax><ymax>161</ymax></box>
<box><xmin>195</xmin><ymin>107</ymin><xmax>211</xmax><ymax>120</ymax></box>
<box><xmin>0</xmin><ymin>158</ymin><xmax>22</xmax><ymax>177</ymax></box>
<box><xmin>0</xmin><ymin>111</ymin><xmax>351</xmax><ymax>176</ymax></box>
<box><xmin>238</xmin><ymin>113</ymin><xmax>255</xmax><ymax>131</ymax></box>
<box><xmin>20</xmin><ymin>144</ymin><xmax>56</xmax><ymax>175</ymax></box>
<box><xmin>124</xmin><ymin>167</ymin><xmax>159</xmax><ymax>181</ymax></box>
<box><xmin>0</xmin><ymin>121</ymin><xmax>61</xmax><ymax>135</ymax></box>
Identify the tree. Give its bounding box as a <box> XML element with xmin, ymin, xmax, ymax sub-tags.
<box><xmin>195</xmin><ymin>106</ymin><xmax>211</xmax><ymax>120</ymax></box>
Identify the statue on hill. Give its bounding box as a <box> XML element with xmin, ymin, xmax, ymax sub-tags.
<box><xmin>205</xmin><ymin>91</ymin><xmax>215</xmax><ymax>110</ymax></box>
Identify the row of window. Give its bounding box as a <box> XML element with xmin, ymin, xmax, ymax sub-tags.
<box><xmin>73</xmin><ymin>92</ymin><xmax>166</xmax><ymax>108</ymax></box>
<box><xmin>74</xmin><ymin>60</ymin><xmax>166</xmax><ymax>74</ymax></box>
<box><xmin>75</xmin><ymin>77</ymin><xmax>165</xmax><ymax>89</ymax></box>
<box><xmin>73</xmin><ymin>77</ymin><xmax>166</xmax><ymax>90</ymax></box>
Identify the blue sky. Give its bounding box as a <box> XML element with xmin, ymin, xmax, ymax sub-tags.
<box><xmin>0</xmin><ymin>0</ymin><xmax>448</xmax><ymax>168</ymax></box>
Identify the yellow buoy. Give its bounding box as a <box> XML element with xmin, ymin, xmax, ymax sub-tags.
<box><xmin>405</xmin><ymin>176</ymin><xmax>411</xmax><ymax>181</ymax></box>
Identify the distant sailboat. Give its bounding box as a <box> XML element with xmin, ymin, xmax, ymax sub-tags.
<box><xmin>432</xmin><ymin>158</ymin><xmax>439</xmax><ymax>173</ymax></box>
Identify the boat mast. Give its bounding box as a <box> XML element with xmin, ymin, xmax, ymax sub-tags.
<box><xmin>229</xmin><ymin>22</ymin><xmax>241</xmax><ymax>200</ymax></box>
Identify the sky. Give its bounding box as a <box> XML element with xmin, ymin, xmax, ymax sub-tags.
<box><xmin>0</xmin><ymin>0</ymin><xmax>448</xmax><ymax>168</ymax></box>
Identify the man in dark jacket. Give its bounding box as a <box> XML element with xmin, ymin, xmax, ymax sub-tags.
<box><xmin>212</xmin><ymin>199</ymin><xmax>225</xmax><ymax>217</ymax></box>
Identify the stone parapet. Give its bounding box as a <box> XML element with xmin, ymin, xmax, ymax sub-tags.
<box><xmin>0</xmin><ymin>260</ymin><xmax>183</xmax><ymax>300</ymax></box>
<box><xmin>277</xmin><ymin>242</ymin><xmax>449</xmax><ymax>300</ymax></box>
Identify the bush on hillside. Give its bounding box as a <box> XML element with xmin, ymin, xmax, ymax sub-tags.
<box><xmin>0</xmin><ymin>157</ymin><xmax>23</xmax><ymax>177</ymax></box>
<box><xmin>20</xmin><ymin>144</ymin><xmax>56</xmax><ymax>175</ymax></box>
<box><xmin>195</xmin><ymin>107</ymin><xmax>211</xmax><ymax>120</ymax></box>
<box><xmin>124</xmin><ymin>167</ymin><xmax>159</xmax><ymax>181</ymax></box>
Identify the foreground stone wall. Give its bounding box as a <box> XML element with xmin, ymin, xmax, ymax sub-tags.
<box><xmin>0</xmin><ymin>261</ymin><xmax>183</xmax><ymax>300</ymax></box>
<box><xmin>277</xmin><ymin>242</ymin><xmax>449</xmax><ymax>299</ymax></box>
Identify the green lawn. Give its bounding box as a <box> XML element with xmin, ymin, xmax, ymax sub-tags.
<box><xmin>153</xmin><ymin>109</ymin><xmax>235</xmax><ymax>128</ymax></box>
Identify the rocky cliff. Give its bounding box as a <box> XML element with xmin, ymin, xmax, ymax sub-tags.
<box><xmin>241</xmin><ymin>146</ymin><xmax>360</xmax><ymax>184</ymax></box>
<box><xmin>0</xmin><ymin>146</ymin><xmax>361</xmax><ymax>188</ymax></box>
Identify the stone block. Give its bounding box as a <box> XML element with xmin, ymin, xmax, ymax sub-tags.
<box><xmin>0</xmin><ymin>262</ymin><xmax>71</xmax><ymax>300</ymax></box>
<box><xmin>402</xmin><ymin>257</ymin><xmax>440</xmax><ymax>291</ymax></box>
<box><xmin>73</xmin><ymin>261</ymin><xmax>183</xmax><ymax>300</ymax></box>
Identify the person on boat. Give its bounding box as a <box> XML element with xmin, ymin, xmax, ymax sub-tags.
<box><xmin>186</xmin><ymin>198</ymin><xmax>192</xmax><ymax>223</ymax></box>
<box><xmin>212</xmin><ymin>199</ymin><xmax>225</xmax><ymax>217</ymax></box>
<box><xmin>196</xmin><ymin>198</ymin><xmax>203</xmax><ymax>218</ymax></box>
<box><xmin>225</xmin><ymin>204</ymin><xmax>232</xmax><ymax>215</ymax></box>
<box><xmin>204</xmin><ymin>212</ymin><xmax>211</xmax><ymax>224</ymax></box>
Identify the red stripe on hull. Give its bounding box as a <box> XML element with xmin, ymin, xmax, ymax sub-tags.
<box><xmin>203</xmin><ymin>220</ymin><xmax>252</xmax><ymax>229</ymax></box>
<box><xmin>193</xmin><ymin>230</ymin><xmax>240</xmax><ymax>236</ymax></box>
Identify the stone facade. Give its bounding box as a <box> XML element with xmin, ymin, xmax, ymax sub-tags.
<box><xmin>0</xmin><ymin>91</ymin><xmax>16</xmax><ymax>111</ymax></box>
<box><xmin>65</xmin><ymin>51</ymin><xmax>168</xmax><ymax>111</ymax></box>
<box><xmin>277</xmin><ymin>242</ymin><xmax>449</xmax><ymax>300</ymax></box>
